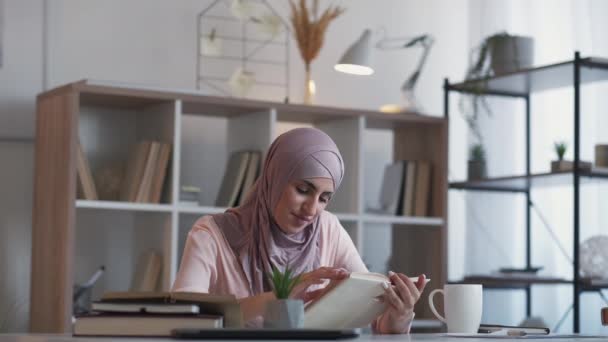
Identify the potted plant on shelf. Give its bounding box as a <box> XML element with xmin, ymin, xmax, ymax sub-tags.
<box><xmin>460</xmin><ymin>32</ymin><xmax>534</xmax><ymax>143</ymax></box>
<box><xmin>550</xmin><ymin>140</ymin><xmax>591</xmax><ymax>172</ymax></box>
<box><xmin>264</xmin><ymin>265</ymin><xmax>304</xmax><ymax>329</ymax></box>
<box><xmin>468</xmin><ymin>143</ymin><xmax>487</xmax><ymax>181</ymax></box>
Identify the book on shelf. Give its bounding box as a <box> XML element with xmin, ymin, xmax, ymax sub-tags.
<box><xmin>303</xmin><ymin>272</ymin><xmax>429</xmax><ymax>329</ymax></box>
<box><xmin>120</xmin><ymin>141</ymin><xmax>150</xmax><ymax>202</ymax></box>
<box><xmin>215</xmin><ymin>151</ymin><xmax>251</xmax><ymax>208</ymax></box>
<box><xmin>120</xmin><ymin>141</ymin><xmax>172</xmax><ymax>203</ymax></box>
<box><xmin>367</xmin><ymin>160</ymin><xmax>432</xmax><ymax>217</ymax></box>
<box><xmin>237</xmin><ymin>151</ymin><xmax>261</xmax><ymax>206</ymax></box>
<box><xmin>130</xmin><ymin>250</ymin><xmax>162</xmax><ymax>292</ymax></box>
<box><xmin>100</xmin><ymin>291</ymin><xmax>242</xmax><ymax>328</ymax></box>
<box><xmin>401</xmin><ymin>161</ymin><xmax>417</xmax><ymax>216</ymax></box>
<box><xmin>414</xmin><ymin>161</ymin><xmax>432</xmax><ymax>216</ymax></box>
<box><xmin>150</xmin><ymin>143</ymin><xmax>172</xmax><ymax>203</ymax></box>
<box><xmin>76</xmin><ymin>140</ymin><xmax>98</xmax><ymax>200</ymax></box>
<box><xmin>73</xmin><ymin>313</ymin><xmax>222</xmax><ymax>337</ymax></box>
<box><xmin>377</xmin><ymin>161</ymin><xmax>405</xmax><ymax>215</ymax></box>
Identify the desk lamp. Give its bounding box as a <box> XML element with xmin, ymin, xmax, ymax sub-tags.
<box><xmin>334</xmin><ymin>29</ymin><xmax>434</xmax><ymax>112</ymax></box>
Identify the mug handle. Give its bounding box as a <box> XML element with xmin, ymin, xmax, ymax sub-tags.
<box><xmin>428</xmin><ymin>289</ymin><xmax>446</xmax><ymax>323</ymax></box>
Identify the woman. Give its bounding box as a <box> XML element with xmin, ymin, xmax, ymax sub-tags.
<box><xmin>172</xmin><ymin>128</ymin><xmax>426</xmax><ymax>334</ymax></box>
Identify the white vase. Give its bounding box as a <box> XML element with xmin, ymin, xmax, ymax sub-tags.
<box><xmin>263</xmin><ymin>299</ymin><xmax>304</xmax><ymax>329</ymax></box>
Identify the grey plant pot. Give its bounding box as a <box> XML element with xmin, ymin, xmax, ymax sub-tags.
<box><xmin>489</xmin><ymin>35</ymin><xmax>534</xmax><ymax>75</ymax></box>
<box><xmin>468</xmin><ymin>160</ymin><xmax>487</xmax><ymax>181</ymax></box>
<box><xmin>263</xmin><ymin>299</ymin><xmax>304</xmax><ymax>329</ymax></box>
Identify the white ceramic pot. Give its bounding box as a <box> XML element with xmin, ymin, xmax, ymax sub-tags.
<box><xmin>263</xmin><ymin>299</ymin><xmax>304</xmax><ymax>329</ymax></box>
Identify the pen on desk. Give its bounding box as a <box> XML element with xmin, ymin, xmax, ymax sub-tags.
<box><xmin>83</xmin><ymin>265</ymin><xmax>105</xmax><ymax>287</ymax></box>
<box><xmin>73</xmin><ymin>265</ymin><xmax>105</xmax><ymax>301</ymax></box>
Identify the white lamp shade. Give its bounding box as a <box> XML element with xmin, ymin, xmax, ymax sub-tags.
<box><xmin>334</xmin><ymin>29</ymin><xmax>374</xmax><ymax>75</ymax></box>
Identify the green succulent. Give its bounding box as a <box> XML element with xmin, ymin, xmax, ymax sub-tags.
<box><xmin>267</xmin><ymin>264</ymin><xmax>302</xmax><ymax>299</ymax></box>
<box><xmin>554</xmin><ymin>141</ymin><xmax>567</xmax><ymax>161</ymax></box>
<box><xmin>469</xmin><ymin>144</ymin><xmax>486</xmax><ymax>162</ymax></box>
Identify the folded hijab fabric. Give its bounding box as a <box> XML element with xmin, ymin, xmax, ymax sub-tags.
<box><xmin>212</xmin><ymin>127</ymin><xmax>345</xmax><ymax>294</ymax></box>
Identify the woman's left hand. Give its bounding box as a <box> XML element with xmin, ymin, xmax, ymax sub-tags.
<box><xmin>376</xmin><ymin>272</ymin><xmax>427</xmax><ymax>334</ymax></box>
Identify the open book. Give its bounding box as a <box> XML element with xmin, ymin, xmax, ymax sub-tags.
<box><xmin>101</xmin><ymin>291</ymin><xmax>242</xmax><ymax>328</ymax></box>
<box><xmin>303</xmin><ymin>272</ymin><xmax>428</xmax><ymax>329</ymax></box>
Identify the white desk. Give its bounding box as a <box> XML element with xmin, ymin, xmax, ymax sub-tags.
<box><xmin>0</xmin><ymin>334</ymin><xmax>606</xmax><ymax>342</ymax></box>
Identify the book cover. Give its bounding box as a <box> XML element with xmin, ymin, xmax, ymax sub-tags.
<box><xmin>100</xmin><ymin>291</ymin><xmax>242</xmax><ymax>328</ymax></box>
<box><xmin>136</xmin><ymin>141</ymin><xmax>161</xmax><ymax>202</ymax></box>
<box><xmin>215</xmin><ymin>151</ymin><xmax>251</xmax><ymax>207</ymax></box>
<box><xmin>73</xmin><ymin>313</ymin><xmax>222</xmax><ymax>336</ymax></box>
<box><xmin>91</xmin><ymin>302</ymin><xmax>200</xmax><ymax>314</ymax></box>
<box><xmin>378</xmin><ymin>161</ymin><xmax>405</xmax><ymax>215</ymax></box>
<box><xmin>76</xmin><ymin>141</ymin><xmax>98</xmax><ymax>200</ymax></box>
<box><xmin>303</xmin><ymin>272</ymin><xmax>428</xmax><ymax>329</ymax></box>
<box><xmin>150</xmin><ymin>143</ymin><xmax>172</xmax><ymax>204</ymax></box>
<box><xmin>401</xmin><ymin>161</ymin><xmax>417</xmax><ymax>216</ymax></box>
<box><xmin>414</xmin><ymin>161</ymin><xmax>432</xmax><ymax>217</ymax></box>
<box><xmin>121</xmin><ymin>141</ymin><xmax>151</xmax><ymax>202</ymax></box>
<box><xmin>237</xmin><ymin>150</ymin><xmax>261</xmax><ymax>206</ymax></box>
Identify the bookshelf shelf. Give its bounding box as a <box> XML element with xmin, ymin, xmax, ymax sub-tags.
<box><xmin>449</xmin><ymin>169</ymin><xmax>608</xmax><ymax>193</ymax></box>
<box><xmin>361</xmin><ymin>214</ymin><xmax>444</xmax><ymax>226</ymax></box>
<box><xmin>177</xmin><ymin>205</ymin><xmax>228</xmax><ymax>215</ymax></box>
<box><xmin>452</xmin><ymin>276</ymin><xmax>608</xmax><ymax>292</ymax></box>
<box><xmin>31</xmin><ymin>79</ymin><xmax>448</xmax><ymax>333</ymax></box>
<box><xmin>452</xmin><ymin>275</ymin><xmax>572</xmax><ymax>289</ymax></box>
<box><xmin>76</xmin><ymin>200</ymin><xmax>173</xmax><ymax>212</ymax></box>
<box><xmin>447</xmin><ymin>57</ymin><xmax>608</xmax><ymax>96</ymax></box>
<box><xmin>445</xmin><ymin>52</ymin><xmax>608</xmax><ymax>332</ymax></box>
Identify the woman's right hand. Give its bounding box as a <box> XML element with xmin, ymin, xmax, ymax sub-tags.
<box><xmin>289</xmin><ymin>267</ymin><xmax>350</xmax><ymax>303</ymax></box>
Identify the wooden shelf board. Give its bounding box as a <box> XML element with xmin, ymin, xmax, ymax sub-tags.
<box><xmin>362</xmin><ymin>214</ymin><xmax>443</xmax><ymax>226</ymax></box>
<box><xmin>75</xmin><ymin>200</ymin><xmax>172</xmax><ymax>212</ymax></box>
<box><xmin>177</xmin><ymin>205</ymin><xmax>228</xmax><ymax>215</ymax></box>
<box><xmin>68</xmin><ymin>79</ymin><xmax>447</xmax><ymax>124</ymax></box>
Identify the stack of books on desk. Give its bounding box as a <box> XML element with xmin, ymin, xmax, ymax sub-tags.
<box><xmin>73</xmin><ymin>291</ymin><xmax>242</xmax><ymax>337</ymax></box>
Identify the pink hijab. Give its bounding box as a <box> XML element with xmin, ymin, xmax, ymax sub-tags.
<box><xmin>212</xmin><ymin>128</ymin><xmax>345</xmax><ymax>294</ymax></box>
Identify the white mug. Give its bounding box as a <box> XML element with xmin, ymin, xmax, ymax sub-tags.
<box><xmin>429</xmin><ymin>284</ymin><xmax>483</xmax><ymax>333</ymax></box>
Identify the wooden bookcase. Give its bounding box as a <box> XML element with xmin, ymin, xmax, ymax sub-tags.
<box><xmin>30</xmin><ymin>79</ymin><xmax>448</xmax><ymax>333</ymax></box>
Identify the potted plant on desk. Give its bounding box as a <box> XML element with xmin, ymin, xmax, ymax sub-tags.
<box><xmin>264</xmin><ymin>265</ymin><xmax>304</xmax><ymax>329</ymax></box>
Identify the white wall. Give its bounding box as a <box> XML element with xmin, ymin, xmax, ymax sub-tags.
<box><xmin>0</xmin><ymin>0</ymin><xmax>44</xmax><ymax>332</ymax></box>
<box><xmin>0</xmin><ymin>0</ymin><xmax>470</xmax><ymax>331</ymax></box>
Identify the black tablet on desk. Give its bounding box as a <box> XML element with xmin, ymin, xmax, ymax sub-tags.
<box><xmin>171</xmin><ymin>328</ymin><xmax>360</xmax><ymax>340</ymax></box>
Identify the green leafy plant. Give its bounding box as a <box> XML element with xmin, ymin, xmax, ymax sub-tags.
<box><xmin>460</xmin><ymin>32</ymin><xmax>519</xmax><ymax>143</ymax></box>
<box><xmin>469</xmin><ymin>143</ymin><xmax>486</xmax><ymax>162</ymax></box>
<box><xmin>267</xmin><ymin>265</ymin><xmax>302</xmax><ymax>299</ymax></box>
<box><xmin>554</xmin><ymin>141</ymin><xmax>567</xmax><ymax>161</ymax></box>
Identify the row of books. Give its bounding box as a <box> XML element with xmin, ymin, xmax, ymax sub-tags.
<box><xmin>76</xmin><ymin>140</ymin><xmax>172</xmax><ymax>203</ymax></box>
<box><xmin>215</xmin><ymin>150</ymin><xmax>261</xmax><ymax>208</ymax></box>
<box><xmin>74</xmin><ymin>292</ymin><xmax>236</xmax><ymax>337</ymax></box>
<box><xmin>120</xmin><ymin>141</ymin><xmax>172</xmax><ymax>203</ymax></box>
<box><xmin>370</xmin><ymin>160</ymin><xmax>432</xmax><ymax>217</ymax></box>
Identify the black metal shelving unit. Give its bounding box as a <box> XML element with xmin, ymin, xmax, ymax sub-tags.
<box><xmin>444</xmin><ymin>52</ymin><xmax>608</xmax><ymax>333</ymax></box>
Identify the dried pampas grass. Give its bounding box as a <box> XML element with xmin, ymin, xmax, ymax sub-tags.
<box><xmin>289</xmin><ymin>0</ymin><xmax>345</xmax><ymax>72</ymax></box>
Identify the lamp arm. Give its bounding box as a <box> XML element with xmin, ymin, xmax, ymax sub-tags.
<box><xmin>401</xmin><ymin>37</ymin><xmax>434</xmax><ymax>93</ymax></box>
